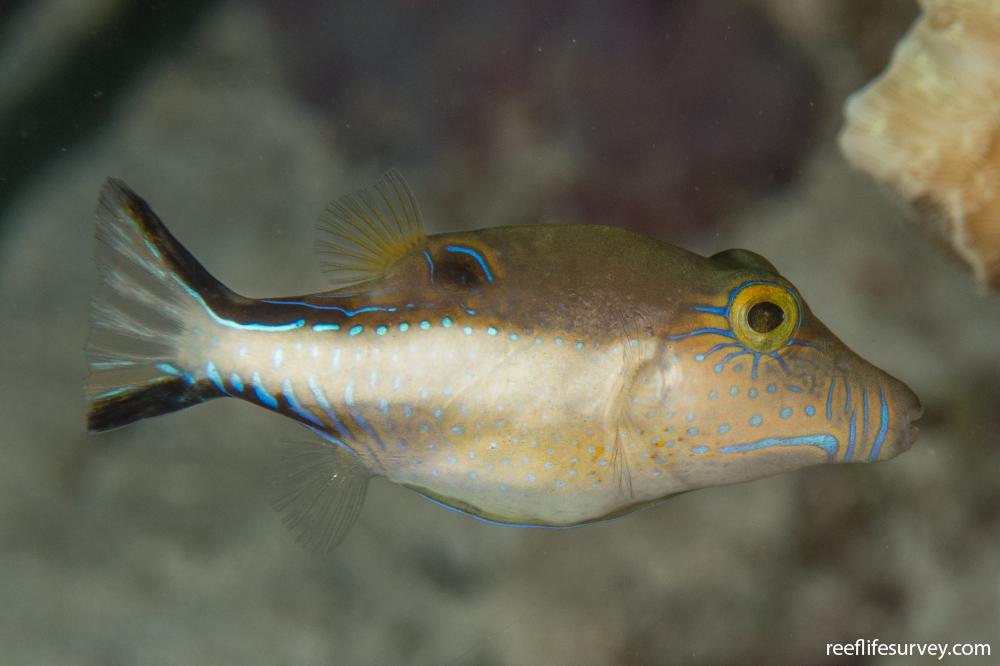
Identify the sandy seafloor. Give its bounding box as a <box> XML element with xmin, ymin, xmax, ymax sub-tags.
<box><xmin>1</xmin><ymin>2</ymin><xmax>998</xmax><ymax>665</ymax></box>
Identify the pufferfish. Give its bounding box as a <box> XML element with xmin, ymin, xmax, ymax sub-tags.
<box><xmin>86</xmin><ymin>170</ymin><xmax>921</xmax><ymax>549</ymax></box>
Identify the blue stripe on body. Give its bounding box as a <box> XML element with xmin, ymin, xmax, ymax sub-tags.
<box><xmin>862</xmin><ymin>386</ymin><xmax>870</xmax><ymax>443</ymax></box>
<box><xmin>307</xmin><ymin>375</ymin><xmax>353</xmax><ymax>441</ymax></box>
<box><xmin>868</xmin><ymin>387</ymin><xmax>890</xmax><ymax>461</ymax></box>
<box><xmin>826</xmin><ymin>376</ymin><xmax>836</xmax><ymax>420</ymax></box>
<box><xmin>252</xmin><ymin>371</ymin><xmax>279</xmax><ymax>409</ymax></box>
<box><xmin>719</xmin><ymin>434</ymin><xmax>838</xmax><ymax>458</ymax></box>
<box><xmin>260</xmin><ymin>300</ymin><xmax>395</xmax><ymax>316</ymax></box>
<box><xmin>155</xmin><ymin>362</ymin><xmax>195</xmax><ymax>384</ymax></box>
<box><xmin>345</xmin><ymin>384</ymin><xmax>386</xmax><ymax>452</ymax></box>
<box><xmin>303</xmin><ymin>425</ymin><xmax>360</xmax><ymax>458</ymax></box>
<box><xmin>205</xmin><ymin>361</ymin><xmax>228</xmax><ymax>394</ymax></box>
<box><xmin>171</xmin><ymin>275</ymin><xmax>304</xmax><ymax>332</ymax></box>
<box><xmin>282</xmin><ymin>378</ymin><xmax>323</xmax><ymax>427</ymax></box>
<box><xmin>845</xmin><ymin>410</ymin><xmax>857</xmax><ymax>462</ymax></box>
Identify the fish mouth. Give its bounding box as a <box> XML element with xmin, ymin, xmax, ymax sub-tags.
<box><xmin>900</xmin><ymin>404</ymin><xmax>923</xmax><ymax>452</ymax></box>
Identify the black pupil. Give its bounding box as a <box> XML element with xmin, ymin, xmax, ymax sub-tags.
<box><xmin>747</xmin><ymin>301</ymin><xmax>784</xmax><ymax>333</ymax></box>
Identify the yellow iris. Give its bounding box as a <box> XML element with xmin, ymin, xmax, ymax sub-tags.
<box><xmin>729</xmin><ymin>283</ymin><xmax>800</xmax><ymax>352</ymax></box>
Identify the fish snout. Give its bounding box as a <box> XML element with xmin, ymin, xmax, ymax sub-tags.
<box><xmin>876</xmin><ymin>375</ymin><xmax>922</xmax><ymax>461</ymax></box>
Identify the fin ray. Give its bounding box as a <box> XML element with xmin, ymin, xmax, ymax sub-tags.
<box><xmin>316</xmin><ymin>170</ymin><xmax>426</xmax><ymax>289</ymax></box>
<box><xmin>270</xmin><ymin>437</ymin><xmax>372</xmax><ymax>553</ymax></box>
<box><xmin>86</xmin><ymin>179</ymin><xmax>232</xmax><ymax>432</ymax></box>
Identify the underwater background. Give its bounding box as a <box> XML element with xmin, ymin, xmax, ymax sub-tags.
<box><xmin>1</xmin><ymin>1</ymin><xmax>997</xmax><ymax>664</ymax></box>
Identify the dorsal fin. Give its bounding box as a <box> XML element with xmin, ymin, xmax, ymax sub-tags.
<box><xmin>316</xmin><ymin>169</ymin><xmax>427</xmax><ymax>289</ymax></box>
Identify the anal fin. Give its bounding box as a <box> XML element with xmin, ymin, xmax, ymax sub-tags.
<box><xmin>271</xmin><ymin>435</ymin><xmax>372</xmax><ymax>552</ymax></box>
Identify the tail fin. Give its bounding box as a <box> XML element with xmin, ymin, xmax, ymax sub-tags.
<box><xmin>86</xmin><ymin>179</ymin><xmax>233</xmax><ymax>432</ymax></box>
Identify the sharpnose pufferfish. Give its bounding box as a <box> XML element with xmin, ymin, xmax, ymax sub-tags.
<box><xmin>86</xmin><ymin>171</ymin><xmax>922</xmax><ymax>549</ymax></box>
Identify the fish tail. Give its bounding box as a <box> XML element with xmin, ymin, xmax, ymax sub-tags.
<box><xmin>86</xmin><ymin>179</ymin><xmax>236</xmax><ymax>432</ymax></box>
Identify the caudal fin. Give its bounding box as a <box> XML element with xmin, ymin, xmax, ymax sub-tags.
<box><xmin>86</xmin><ymin>179</ymin><xmax>234</xmax><ymax>432</ymax></box>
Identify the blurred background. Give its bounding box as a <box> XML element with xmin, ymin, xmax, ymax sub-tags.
<box><xmin>1</xmin><ymin>1</ymin><xmax>997</xmax><ymax>664</ymax></box>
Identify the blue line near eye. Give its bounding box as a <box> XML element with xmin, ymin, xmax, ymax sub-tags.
<box><xmin>768</xmin><ymin>351</ymin><xmax>790</xmax><ymax>373</ymax></box>
<box><xmin>751</xmin><ymin>353</ymin><xmax>761</xmax><ymax>379</ymax></box>
<box><xmin>868</xmin><ymin>386</ymin><xmax>889</xmax><ymax>462</ymax></box>
<box><xmin>252</xmin><ymin>372</ymin><xmax>278</xmax><ymax>409</ymax></box>
<box><xmin>703</xmin><ymin>342</ymin><xmax>743</xmax><ymax>358</ymax></box>
<box><xmin>445</xmin><ymin>245</ymin><xmax>494</xmax><ymax>281</ymax></box>
<box><xmin>844</xmin><ymin>382</ymin><xmax>852</xmax><ymax>415</ymax></box>
<box><xmin>826</xmin><ymin>376</ymin><xmax>836</xmax><ymax>420</ymax></box>
<box><xmin>229</xmin><ymin>372</ymin><xmax>244</xmax><ymax>392</ymax></box>
<box><xmin>668</xmin><ymin>328</ymin><xmax>736</xmax><ymax>341</ymax></box>
<box><xmin>282</xmin><ymin>378</ymin><xmax>323</xmax><ymax>427</ymax></box>
<box><xmin>845</xmin><ymin>409</ymin><xmax>857</xmax><ymax>462</ymax></box>
<box><xmin>422</xmin><ymin>250</ymin><xmax>435</xmax><ymax>282</ymax></box>
<box><xmin>348</xmin><ymin>325</ymin><xmax>363</xmax><ymax>336</ymax></box>
<box><xmin>205</xmin><ymin>361</ymin><xmax>227</xmax><ymax>394</ymax></box>
<box><xmin>692</xmin><ymin>305</ymin><xmax>727</xmax><ymax>316</ymax></box>
<box><xmin>259</xmin><ymin>300</ymin><xmax>395</xmax><ymax>317</ymax></box>
<box><xmin>313</xmin><ymin>323</ymin><xmax>341</xmax><ymax>331</ymax></box>
<box><xmin>345</xmin><ymin>384</ymin><xmax>386</xmax><ymax>452</ymax></box>
<box><xmin>719</xmin><ymin>434</ymin><xmax>838</xmax><ymax>458</ymax></box>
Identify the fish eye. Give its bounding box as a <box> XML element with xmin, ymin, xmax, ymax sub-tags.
<box><xmin>729</xmin><ymin>283</ymin><xmax>800</xmax><ymax>352</ymax></box>
<box><xmin>747</xmin><ymin>301</ymin><xmax>784</xmax><ymax>333</ymax></box>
